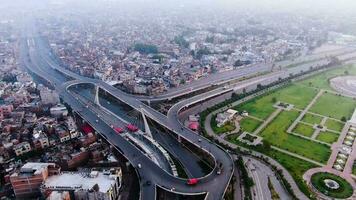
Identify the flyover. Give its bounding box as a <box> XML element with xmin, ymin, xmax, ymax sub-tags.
<box><xmin>21</xmin><ymin>22</ymin><xmax>356</xmax><ymax>200</ymax></box>
<box><xmin>20</xmin><ymin>27</ymin><xmax>235</xmax><ymax>200</ymax></box>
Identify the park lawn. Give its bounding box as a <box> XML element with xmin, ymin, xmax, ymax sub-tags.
<box><xmin>274</xmin><ymin>84</ymin><xmax>319</xmax><ymax>109</ymax></box>
<box><xmin>316</xmin><ymin>131</ymin><xmax>340</xmax><ymax>144</ymax></box>
<box><xmin>325</xmin><ymin>119</ymin><xmax>345</xmax><ymax>132</ymax></box>
<box><xmin>301</xmin><ymin>113</ymin><xmax>323</xmax><ymax>125</ymax></box>
<box><xmin>298</xmin><ymin>64</ymin><xmax>356</xmax><ymax>90</ymax></box>
<box><xmin>236</xmin><ymin>84</ymin><xmax>317</xmax><ymax>119</ymax></box>
<box><xmin>239</xmin><ymin>117</ymin><xmax>262</xmax><ymax>133</ymax></box>
<box><xmin>309</xmin><ymin>92</ymin><xmax>356</xmax><ymax>121</ymax></box>
<box><xmin>261</xmin><ymin>110</ymin><xmax>331</xmax><ymax>164</ymax></box>
<box><xmin>235</xmin><ymin>94</ymin><xmax>276</xmax><ymax>120</ymax></box>
<box><xmin>211</xmin><ymin>115</ymin><xmax>236</xmax><ymax>135</ymax></box>
<box><xmin>269</xmin><ymin>149</ymin><xmax>318</xmax><ymax>198</ymax></box>
<box><xmin>293</xmin><ymin>123</ymin><xmax>315</xmax><ymax>137</ymax></box>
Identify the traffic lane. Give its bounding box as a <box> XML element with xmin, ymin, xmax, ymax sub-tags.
<box><xmin>24</xmin><ymin>45</ymin><xmax>212</xmax><ymax>198</ymax></box>
<box><xmin>26</xmin><ymin>34</ymin><xmax>234</xmax><ymax>199</ymax></box>
<box><xmin>136</xmin><ymin>64</ymin><xmax>272</xmax><ymax>101</ymax></box>
<box><xmin>152</xmin><ymin>130</ymin><xmax>206</xmax><ymax>178</ymax></box>
<box><xmin>60</xmin><ymin>88</ymin><xmax>226</xmax><ymax>197</ymax></box>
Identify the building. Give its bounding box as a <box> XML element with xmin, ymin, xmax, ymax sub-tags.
<box><xmin>40</xmin><ymin>87</ymin><xmax>60</xmax><ymax>105</ymax></box>
<box><xmin>50</xmin><ymin>104</ymin><xmax>68</xmax><ymax>118</ymax></box>
<box><xmin>56</xmin><ymin>125</ymin><xmax>70</xmax><ymax>143</ymax></box>
<box><xmin>41</xmin><ymin>168</ymin><xmax>122</xmax><ymax>200</ymax></box>
<box><xmin>10</xmin><ymin>162</ymin><xmax>60</xmax><ymax>198</ymax></box>
<box><xmin>13</xmin><ymin>142</ymin><xmax>32</xmax><ymax>156</ymax></box>
<box><xmin>216</xmin><ymin>109</ymin><xmax>238</xmax><ymax>127</ymax></box>
<box><xmin>0</xmin><ymin>104</ymin><xmax>13</xmax><ymax>117</ymax></box>
<box><xmin>32</xmin><ymin>128</ymin><xmax>50</xmax><ymax>150</ymax></box>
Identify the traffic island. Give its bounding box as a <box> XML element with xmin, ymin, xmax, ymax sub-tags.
<box><xmin>310</xmin><ymin>172</ymin><xmax>354</xmax><ymax>199</ymax></box>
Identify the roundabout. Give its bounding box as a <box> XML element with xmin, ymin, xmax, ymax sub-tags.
<box><xmin>330</xmin><ymin>76</ymin><xmax>356</xmax><ymax>98</ymax></box>
<box><xmin>310</xmin><ymin>172</ymin><xmax>354</xmax><ymax>199</ymax></box>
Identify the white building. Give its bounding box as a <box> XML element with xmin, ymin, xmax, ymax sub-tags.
<box><xmin>50</xmin><ymin>104</ymin><xmax>68</xmax><ymax>118</ymax></box>
<box><xmin>216</xmin><ymin>109</ymin><xmax>238</xmax><ymax>127</ymax></box>
<box><xmin>42</xmin><ymin>169</ymin><xmax>122</xmax><ymax>200</ymax></box>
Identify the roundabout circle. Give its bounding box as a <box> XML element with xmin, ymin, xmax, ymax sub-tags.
<box><xmin>311</xmin><ymin>172</ymin><xmax>353</xmax><ymax>199</ymax></box>
<box><xmin>330</xmin><ymin>76</ymin><xmax>356</xmax><ymax>97</ymax></box>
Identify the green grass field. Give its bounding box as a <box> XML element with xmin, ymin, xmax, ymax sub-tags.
<box><xmin>293</xmin><ymin>123</ymin><xmax>316</xmax><ymax>137</ymax></box>
<box><xmin>236</xmin><ymin>84</ymin><xmax>318</xmax><ymax>119</ymax></box>
<box><xmin>239</xmin><ymin>117</ymin><xmax>262</xmax><ymax>133</ymax></box>
<box><xmin>276</xmin><ymin>84</ymin><xmax>319</xmax><ymax>109</ymax></box>
<box><xmin>301</xmin><ymin>113</ymin><xmax>323</xmax><ymax>125</ymax></box>
<box><xmin>235</xmin><ymin>94</ymin><xmax>276</xmax><ymax>120</ymax></box>
<box><xmin>261</xmin><ymin>110</ymin><xmax>331</xmax><ymax>163</ymax></box>
<box><xmin>316</xmin><ymin>131</ymin><xmax>340</xmax><ymax>144</ymax></box>
<box><xmin>269</xmin><ymin>150</ymin><xmax>318</xmax><ymax>198</ymax></box>
<box><xmin>310</xmin><ymin>92</ymin><xmax>356</xmax><ymax>121</ymax></box>
<box><xmin>299</xmin><ymin>64</ymin><xmax>356</xmax><ymax>91</ymax></box>
<box><xmin>325</xmin><ymin>119</ymin><xmax>345</xmax><ymax>132</ymax></box>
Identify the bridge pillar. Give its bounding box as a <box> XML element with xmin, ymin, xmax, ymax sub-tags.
<box><xmin>140</xmin><ymin>107</ymin><xmax>153</xmax><ymax>138</ymax></box>
<box><xmin>94</xmin><ymin>86</ymin><xmax>100</xmax><ymax>105</ymax></box>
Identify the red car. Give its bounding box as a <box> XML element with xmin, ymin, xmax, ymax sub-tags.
<box><xmin>114</xmin><ymin>127</ymin><xmax>124</xmax><ymax>134</ymax></box>
<box><xmin>126</xmin><ymin>124</ymin><xmax>138</xmax><ymax>132</ymax></box>
<box><xmin>187</xmin><ymin>178</ymin><xmax>198</xmax><ymax>185</ymax></box>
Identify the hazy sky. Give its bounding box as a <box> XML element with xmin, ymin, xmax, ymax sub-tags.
<box><xmin>2</xmin><ymin>0</ymin><xmax>356</xmax><ymax>17</ymax></box>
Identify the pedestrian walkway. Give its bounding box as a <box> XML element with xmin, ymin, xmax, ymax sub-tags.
<box><xmin>287</xmin><ymin>90</ymin><xmax>324</xmax><ymax>133</ymax></box>
<box><xmin>253</xmin><ymin>108</ymin><xmax>282</xmax><ymax>135</ymax></box>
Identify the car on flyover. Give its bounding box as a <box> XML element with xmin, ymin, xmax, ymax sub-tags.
<box><xmin>187</xmin><ymin>178</ymin><xmax>198</xmax><ymax>185</ymax></box>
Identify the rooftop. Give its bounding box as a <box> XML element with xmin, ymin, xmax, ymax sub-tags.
<box><xmin>43</xmin><ymin>171</ymin><xmax>118</xmax><ymax>193</ymax></box>
<box><xmin>11</xmin><ymin>162</ymin><xmax>56</xmax><ymax>177</ymax></box>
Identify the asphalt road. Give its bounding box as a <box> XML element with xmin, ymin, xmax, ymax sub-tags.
<box><xmin>20</xmin><ymin>24</ymin><xmax>234</xmax><ymax>200</ymax></box>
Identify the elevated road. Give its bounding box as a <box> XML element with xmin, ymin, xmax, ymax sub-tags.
<box><xmin>21</xmin><ymin>22</ymin><xmax>356</xmax><ymax>200</ymax></box>
<box><xmin>20</xmin><ymin>27</ymin><xmax>234</xmax><ymax>200</ymax></box>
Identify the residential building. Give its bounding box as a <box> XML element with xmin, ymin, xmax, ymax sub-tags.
<box><xmin>10</xmin><ymin>162</ymin><xmax>60</xmax><ymax>198</ymax></box>
<box><xmin>13</xmin><ymin>142</ymin><xmax>32</xmax><ymax>156</ymax></box>
<box><xmin>41</xmin><ymin>168</ymin><xmax>122</xmax><ymax>200</ymax></box>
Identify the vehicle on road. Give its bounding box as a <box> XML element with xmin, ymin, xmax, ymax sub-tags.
<box><xmin>114</xmin><ymin>127</ymin><xmax>124</xmax><ymax>134</ymax></box>
<box><xmin>217</xmin><ymin>162</ymin><xmax>223</xmax><ymax>175</ymax></box>
<box><xmin>126</xmin><ymin>124</ymin><xmax>138</xmax><ymax>132</ymax></box>
<box><xmin>187</xmin><ymin>178</ymin><xmax>198</xmax><ymax>185</ymax></box>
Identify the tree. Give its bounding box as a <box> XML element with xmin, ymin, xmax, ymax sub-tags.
<box><xmin>133</xmin><ymin>43</ymin><xmax>158</xmax><ymax>54</ymax></box>
<box><xmin>262</xmin><ymin>140</ymin><xmax>271</xmax><ymax>151</ymax></box>
<box><xmin>174</xmin><ymin>35</ymin><xmax>189</xmax><ymax>48</ymax></box>
<box><xmin>341</xmin><ymin>116</ymin><xmax>347</xmax><ymax>122</ymax></box>
<box><xmin>271</xmin><ymin>97</ymin><xmax>277</xmax><ymax>103</ymax></box>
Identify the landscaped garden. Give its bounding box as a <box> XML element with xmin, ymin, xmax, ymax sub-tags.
<box><xmin>239</xmin><ymin>117</ymin><xmax>262</xmax><ymax>133</ymax></box>
<box><xmin>316</xmin><ymin>131</ymin><xmax>340</xmax><ymax>144</ymax></box>
<box><xmin>310</xmin><ymin>92</ymin><xmax>356</xmax><ymax>121</ymax></box>
<box><xmin>301</xmin><ymin>113</ymin><xmax>323</xmax><ymax>125</ymax></box>
<box><xmin>205</xmin><ymin>64</ymin><xmax>356</xmax><ymax>199</ymax></box>
<box><xmin>325</xmin><ymin>119</ymin><xmax>345</xmax><ymax>132</ymax></box>
<box><xmin>311</xmin><ymin>172</ymin><xmax>353</xmax><ymax>199</ymax></box>
<box><xmin>293</xmin><ymin>123</ymin><xmax>315</xmax><ymax>137</ymax></box>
